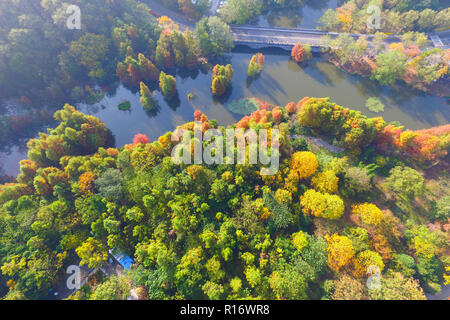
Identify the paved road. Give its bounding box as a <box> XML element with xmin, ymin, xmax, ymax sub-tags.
<box><xmin>232</xmin><ymin>26</ymin><xmax>326</xmax><ymax>47</ymax></box>
<box><xmin>231</xmin><ymin>25</ymin><xmax>406</xmax><ymax>49</ymax></box>
<box><xmin>433</xmin><ymin>30</ymin><xmax>450</xmax><ymax>49</ymax></box>
<box><xmin>144</xmin><ymin>0</ymin><xmax>447</xmax><ymax>51</ymax></box>
<box><xmin>143</xmin><ymin>1</ymin><xmax>415</xmax><ymax>50</ymax></box>
<box><xmin>144</xmin><ymin>1</ymin><xmax>448</xmax><ymax>52</ymax></box>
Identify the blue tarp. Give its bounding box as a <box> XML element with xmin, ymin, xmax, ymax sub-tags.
<box><xmin>109</xmin><ymin>249</ymin><xmax>134</xmax><ymax>270</ymax></box>
<box><xmin>119</xmin><ymin>256</ymin><xmax>134</xmax><ymax>270</ymax></box>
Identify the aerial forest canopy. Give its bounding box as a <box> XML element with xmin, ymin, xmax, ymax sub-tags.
<box><xmin>0</xmin><ymin>98</ymin><xmax>449</xmax><ymax>300</ymax></box>
<box><xmin>0</xmin><ymin>0</ymin><xmax>449</xmax><ymax>302</ymax></box>
<box><xmin>0</xmin><ymin>0</ymin><xmax>155</xmax><ymax>105</ymax></box>
<box><xmin>0</xmin><ymin>0</ymin><xmax>233</xmax><ymax>107</ymax></box>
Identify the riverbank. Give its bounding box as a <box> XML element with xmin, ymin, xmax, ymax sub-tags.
<box><xmin>325</xmin><ymin>53</ymin><xmax>450</xmax><ymax>98</ymax></box>
<box><xmin>1</xmin><ymin>48</ymin><xmax>448</xmax><ymax>179</ymax></box>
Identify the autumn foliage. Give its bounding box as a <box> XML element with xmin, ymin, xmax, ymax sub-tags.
<box><xmin>352</xmin><ymin>203</ymin><xmax>384</xmax><ymax>226</ymax></box>
<box><xmin>212</xmin><ymin>64</ymin><xmax>233</xmax><ymax>96</ymax></box>
<box><xmin>248</xmin><ymin>53</ymin><xmax>265</xmax><ymax>77</ymax></box>
<box><xmin>311</xmin><ymin>170</ymin><xmax>339</xmax><ymax>194</ymax></box>
<box><xmin>133</xmin><ymin>134</ymin><xmax>150</xmax><ymax>145</ymax></box>
<box><xmin>291</xmin><ymin>42</ymin><xmax>312</xmax><ymax>63</ymax></box>
<box><xmin>300</xmin><ymin>189</ymin><xmax>345</xmax><ymax>220</ymax></box>
<box><xmin>352</xmin><ymin>250</ymin><xmax>385</xmax><ymax>278</ymax></box>
<box><xmin>326</xmin><ymin>234</ymin><xmax>355</xmax><ymax>272</ymax></box>
<box><xmin>117</xmin><ymin>52</ymin><xmax>160</xmax><ymax>86</ymax></box>
<box><xmin>290</xmin><ymin>151</ymin><xmax>318</xmax><ymax>179</ymax></box>
<box><xmin>375</xmin><ymin>124</ymin><xmax>450</xmax><ymax>163</ymax></box>
<box><xmin>78</xmin><ymin>171</ymin><xmax>96</xmax><ymax>196</ymax></box>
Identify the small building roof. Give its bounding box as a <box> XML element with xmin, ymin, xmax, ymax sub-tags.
<box><xmin>109</xmin><ymin>248</ymin><xmax>134</xmax><ymax>270</ymax></box>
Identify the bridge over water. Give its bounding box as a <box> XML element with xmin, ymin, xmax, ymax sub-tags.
<box><xmin>144</xmin><ymin>0</ymin><xmax>449</xmax><ymax>51</ymax></box>
<box><xmin>231</xmin><ymin>25</ymin><xmax>449</xmax><ymax>51</ymax></box>
<box><xmin>231</xmin><ymin>25</ymin><xmax>402</xmax><ymax>51</ymax></box>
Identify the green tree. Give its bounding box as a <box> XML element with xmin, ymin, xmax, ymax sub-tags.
<box><xmin>91</xmin><ymin>276</ymin><xmax>131</xmax><ymax>300</ymax></box>
<box><xmin>370</xmin><ymin>49</ymin><xmax>407</xmax><ymax>85</ymax></box>
<box><xmin>139</xmin><ymin>82</ymin><xmax>157</xmax><ymax>111</ymax></box>
<box><xmin>194</xmin><ymin>17</ymin><xmax>233</xmax><ymax>57</ymax></box>
<box><xmin>76</xmin><ymin>237</ymin><xmax>108</xmax><ymax>269</ymax></box>
<box><xmin>95</xmin><ymin>168</ymin><xmax>124</xmax><ymax>202</ymax></box>
<box><xmin>60</xmin><ymin>33</ymin><xmax>112</xmax><ymax>83</ymax></box>
<box><xmin>219</xmin><ymin>0</ymin><xmax>263</xmax><ymax>24</ymax></box>
<box><xmin>385</xmin><ymin>166</ymin><xmax>425</xmax><ymax>200</ymax></box>
<box><xmin>368</xmin><ymin>271</ymin><xmax>426</xmax><ymax>300</ymax></box>
<box><xmin>159</xmin><ymin>72</ymin><xmax>177</xmax><ymax>97</ymax></box>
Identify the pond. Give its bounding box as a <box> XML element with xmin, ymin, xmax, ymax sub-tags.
<box><xmin>255</xmin><ymin>0</ymin><xmax>338</xmax><ymax>29</ymax></box>
<box><xmin>1</xmin><ymin>47</ymin><xmax>449</xmax><ymax>178</ymax></box>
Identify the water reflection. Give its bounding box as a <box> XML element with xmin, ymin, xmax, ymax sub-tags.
<box><xmin>256</xmin><ymin>0</ymin><xmax>339</xmax><ymax>29</ymax></box>
<box><xmin>1</xmin><ymin>49</ymin><xmax>448</xmax><ymax>178</ymax></box>
<box><xmin>77</xmin><ymin>50</ymin><xmax>449</xmax><ymax>149</ymax></box>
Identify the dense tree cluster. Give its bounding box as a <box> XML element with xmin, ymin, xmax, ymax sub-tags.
<box><xmin>194</xmin><ymin>17</ymin><xmax>234</xmax><ymax>58</ymax></box>
<box><xmin>318</xmin><ymin>0</ymin><xmax>450</xmax><ymax>34</ymax></box>
<box><xmin>0</xmin><ymin>96</ymin><xmax>448</xmax><ymax>300</ymax></box>
<box><xmin>297</xmin><ymin>97</ymin><xmax>450</xmax><ymax>164</ymax></box>
<box><xmin>0</xmin><ymin>0</ymin><xmax>162</xmax><ymax>106</ymax></box>
<box><xmin>155</xmin><ymin>25</ymin><xmax>199</xmax><ymax>70</ymax></box>
<box><xmin>117</xmin><ymin>53</ymin><xmax>160</xmax><ymax>87</ymax></box>
<box><xmin>219</xmin><ymin>0</ymin><xmax>264</xmax><ymax>24</ymax></box>
<box><xmin>297</xmin><ymin>97</ymin><xmax>379</xmax><ymax>152</ymax></box>
<box><xmin>0</xmin><ymin>1</ymin><xmax>235</xmax><ymax>109</ymax></box>
<box><xmin>375</xmin><ymin>124</ymin><xmax>450</xmax><ymax>163</ymax></box>
<box><xmin>321</xmin><ymin>33</ymin><xmax>449</xmax><ymax>96</ymax></box>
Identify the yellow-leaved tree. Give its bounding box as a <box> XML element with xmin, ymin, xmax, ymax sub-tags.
<box><xmin>291</xmin><ymin>231</ymin><xmax>309</xmax><ymax>252</ymax></box>
<box><xmin>325</xmin><ymin>233</ymin><xmax>355</xmax><ymax>272</ymax></box>
<box><xmin>352</xmin><ymin>203</ymin><xmax>383</xmax><ymax>226</ymax></box>
<box><xmin>352</xmin><ymin>250</ymin><xmax>385</xmax><ymax>278</ymax></box>
<box><xmin>300</xmin><ymin>189</ymin><xmax>345</xmax><ymax>219</ymax></box>
<box><xmin>290</xmin><ymin>151</ymin><xmax>318</xmax><ymax>179</ymax></box>
<box><xmin>311</xmin><ymin>170</ymin><xmax>339</xmax><ymax>193</ymax></box>
<box><xmin>75</xmin><ymin>237</ymin><xmax>108</xmax><ymax>268</ymax></box>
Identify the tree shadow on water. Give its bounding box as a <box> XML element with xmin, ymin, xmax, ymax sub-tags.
<box><xmin>177</xmin><ymin>67</ymin><xmax>200</xmax><ymax>81</ymax></box>
<box><xmin>246</xmin><ymin>73</ymin><xmax>262</xmax><ymax>88</ymax></box>
<box><xmin>212</xmin><ymin>87</ymin><xmax>233</xmax><ymax>105</ymax></box>
<box><xmin>300</xmin><ymin>58</ymin><xmax>342</xmax><ymax>87</ymax></box>
<box><xmin>164</xmin><ymin>92</ymin><xmax>181</xmax><ymax>111</ymax></box>
<box><xmin>143</xmin><ymin>102</ymin><xmax>161</xmax><ymax>118</ymax></box>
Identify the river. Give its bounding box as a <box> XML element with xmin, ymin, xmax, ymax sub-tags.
<box><xmin>0</xmin><ymin>48</ymin><xmax>449</xmax><ymax>179</ymax></box>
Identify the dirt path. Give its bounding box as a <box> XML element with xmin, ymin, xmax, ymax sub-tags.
<box><xmin>291</xmin><ymin>134</ymin><xmax>344</xmax><ymax>154</ymax></box>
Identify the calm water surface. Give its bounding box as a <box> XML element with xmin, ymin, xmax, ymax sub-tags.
<box><xmin>1</xmin><ymin>49</ymin><xmax>449</xmax><ymax>177</ymax></box>
<box><xmin>255</xmin><ymin>0</ymin><xmax>338</xmax><ymax>29</ymax></box>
